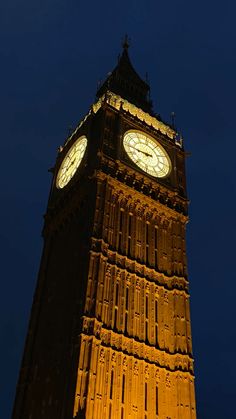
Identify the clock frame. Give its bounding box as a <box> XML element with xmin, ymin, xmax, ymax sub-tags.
<box><xmin>123</xmin><ymin>130</ymin><xmax>171</xmax><ymax>178</ymax></box>
<box><xmin>56</xmin><ymin>135</ymin><xmax>87</xmax><ymax>189</ymax></box>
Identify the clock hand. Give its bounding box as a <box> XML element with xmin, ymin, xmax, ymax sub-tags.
<box><xmin>65</xmin><ymin>161</ymin><xmax>75</xmax><ymax>173</ymax></box>
<box><xmin>128</xmin><ymin>144</ymin><xmax>152</xmax><ymax>158</ymax></box>
<box><xmin>137</xmin><ymin>149</ymin><xmax>152</xmax><ymax>158</ymax></box>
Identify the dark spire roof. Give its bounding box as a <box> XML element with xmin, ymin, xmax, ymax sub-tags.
<box><xmin>96</xmin><ymin>41</ymin><xmax>152</xmax><ymax>113</ymax></box>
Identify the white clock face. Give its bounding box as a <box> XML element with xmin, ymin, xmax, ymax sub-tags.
<box><xmin>56</xmin><ymin>136</ymin><xmax>87</xmax><ymax>189</ymax></box>
<box><xmin>123</xmin><ymin>131</ymin><xmax>171</xmax><ymax>178</ymax></box>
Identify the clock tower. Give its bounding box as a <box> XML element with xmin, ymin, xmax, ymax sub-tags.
<box><xmin>13</xmin><ymin>42</ymin><xmax>197</xmax><ymax>419</ymax></box>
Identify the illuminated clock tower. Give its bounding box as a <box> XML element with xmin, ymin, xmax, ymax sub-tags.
<box><xmin>13</xmin><ymin>41</ymin><xmax>197</xmax><ymax>419</ymax></box>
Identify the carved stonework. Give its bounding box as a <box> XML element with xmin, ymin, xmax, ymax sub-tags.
<box><xmin>144</xmin><ymin>365</ymin><xmax>149</xmax><ymax>379</ymax></box>
<box><xmin>101</xmin><ymin>255</ymin><xmax>189</xmax><ymax>295</ymax></box>
<box><xmin>96</xmin><ymin>170</ymin><xmax>188</xmax><ymax>218</ymax></box>
<box><xmin>111</xmin><ymin>352</ymin><xmax>116</xmax><ymax>365</ymax></box>
<box><xmin>136</xmin><ymin>278</ymin><xmax>141</xmax><ymax>290</ymax></box>
<box><xmin>145</xmin><ymin>282</ymin><xmax>150</xmax><ymax>292</ymax></box>
<box><xmin>155</xmin><ymin>368</ymin><xmax>161</xmax><ymax>382</ymax></box>
<box><xmin>99</xmin><ymin>348</ymin><xmax>105</xmax><ymax>363</ymax></box>
<box><xmin>133</xmin><ymin>361</ymin><xmax>139</xmax><ymax>375</ymax></box>
<box><xmin>84</xmin><ymin>323</ymin><xmax>194</xmax><ymax>374</ymax></box>
<box><xmin>94</xmin><ymin>320</ymin><xmax>102</xmax><ymax>337</ymax></box>
<box><xmin>164</xmin><ymin>292</ymin><xmax>169</xmax><ymax>304</ymax></box>
<box><xmin>166</xmin><ymin>373</ymin><xmax>171</xmax><ymax>388</ymax></box>
<box><xmin>123</xmin><ymin>357</ymin><xmax>128</xmax><ymax>369</ymax></box>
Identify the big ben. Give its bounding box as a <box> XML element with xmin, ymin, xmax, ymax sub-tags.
<box><xmin>13</xmin><ymin>41</ymin><xmax>197</xmax><ymax>419</ymax></box>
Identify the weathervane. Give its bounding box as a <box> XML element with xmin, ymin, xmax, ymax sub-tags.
<box><xmin>171</xmin><ymin>111</ymin><xmax>176</xmax><ymax>129</ymax></box>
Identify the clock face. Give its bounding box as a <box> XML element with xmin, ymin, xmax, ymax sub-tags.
<box><xmin>56</xmin><ymin>136</ymin><xmax>87</xmax><ymax>189</ymax></box>
<box><xmin>123</xmin><ymin>131</ymin><xmax>171</xmax><ymax>178</ymax></box>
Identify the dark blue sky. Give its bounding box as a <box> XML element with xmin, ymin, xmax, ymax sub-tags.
<box><xmin>1</xmin><ymin>1</ymin><xmax>236</xmax><ymax>418</ymax></box>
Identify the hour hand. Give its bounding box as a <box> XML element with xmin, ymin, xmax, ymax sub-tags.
<box><xmin>136</xmin><ymin>148</ymin><xmax>152</xmax><ymax>158</ymax></box>
<box><xmin>128</xmin><ymin>145</ymin><xmax>152</xmax><ymax>158</ymax></box>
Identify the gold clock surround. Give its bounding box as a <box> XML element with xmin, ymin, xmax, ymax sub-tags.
<box><xmin>56</xmin><ymin>135</ymin><xmax>87</xmax><ymax>189</ymax></box>
<box><xmin>123</xmin><ymin>130</ymin><xmax>171</xmax><ymax>178</ymax></box>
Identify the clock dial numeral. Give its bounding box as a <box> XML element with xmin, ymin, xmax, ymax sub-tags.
<box><xmin>123</xmin><ymin>131</ymin><xmax>171</xmax><ymax>178</ymax></box>
<box><xmin>56</xmin><ymin>136</ymin><xmax>88</xmax><ymax>189</ymax></box>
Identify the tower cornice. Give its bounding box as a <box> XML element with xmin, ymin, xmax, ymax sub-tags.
<box><xmin>96</xmin><ymin>169</ymin><xmax>189</xmax><ymax>218</ymax></box>
<box><xmin>61</xmin><ymin>91</ymin><xmax>179</xmax><ymax>153</ymax></box>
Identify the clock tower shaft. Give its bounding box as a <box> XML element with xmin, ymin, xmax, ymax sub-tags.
<box><xmin>12</xmin><ymin>45</ymin><xmax>197</xmax><ymax>419</ymax></box>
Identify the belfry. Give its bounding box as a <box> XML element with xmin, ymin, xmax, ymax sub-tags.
<box><xmin>13</xmin><ymin>42</ymin><xmax>197</xmax><ymax>419</ymax></box>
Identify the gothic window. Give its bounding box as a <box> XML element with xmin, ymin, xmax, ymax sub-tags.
<box><xmin>120</xmin><ymin>209</ymin><xmax>123</xmax><ymax>231</ymax></box>
<box><xmin>128</xmin><ymin>213</ymin><xmax>132</xmax><ymax>257</ymax></box>
<box><xmin>126</xmin><ymin>287</ymin><xmax>129</xmax><ymax>311</ymax></box>
<box><xmin>155</xmin><ymin>324</ymin><xmax>158</xmax><ymax>346</ymax></box>
<box><xmin>145</xmin><ymin>321</ymin><xmax>148</xmax><ymax>342</ymax></box>
<box><xmin>155</xmin><ymin>300</ymin><xmax>158</xmax><ymax>323</ymax></box>
<box><xmin>163</xmin><ymin>228</ymin><xmax>167</xmax><ymax>255</ymax></box>
<box><xmin>146</xmin><ymin>296</ymin><xmax>149</xmax><ymax>319</ymax></box>
<box><xmin>121</xmin><ymin>374</ymin><xmax>125</xmax><ymax>403</ymax></box>
<box><xmin>110</xmin><ymin>370</ymin><xmax>114</xmax><ymax>399</ymax></box>
<box><xmin>118</xmin><ymin>209</ymin><xmax>124</xmax><ymax>252</ymax></box>
<box><xmin>109</xmin><ymin>403</ymin><xmax>112</xmax><ymax>419</ymax></box>
<box><xmin>146</xmin><ymin>222</ymin><xmax>149</xmax><ymax>242</ymax></box>
<box><xmin>136</xmin><ymin>216</ymin><xmax>142</xmax><ymax>261</ymax></box>
<box><xmin>145</xmin><ymin>295</ymin><xmax>149</xmax><ymax>342</ymax></box>
<box><xmin>124</xmin><ymin>312</ymin><xmax>128</xmax><ymax>334</ymax></box>
<box><xmin>115</xmin><ymin>283</ymin><xmax>119</xmax><ymax>306</ymax></box>
<box><xmin>144</xmin><ymin>382</ymin><xmax>148</xmax><ymax>412</ymax></box>
<box><xmin>114</xmin><ymin>308</ymin><xmax>118</xmax><ymax>330</ymax></box>
<box><xmin>135</xmin><ymin>287</ymin><xmax>140</xmax><ymax>315</ymax></box>
<box><xmin>124</xmin><ymin>285</ymin><xmax>129</xmax><ymax>335</ymax></box>
<box><xmin>154</xmin><ymin>226</ymin><xmax>158</xmax><ymax>268</ymax></box>
<box><xmin>155</xmin><ymin>299</ymin><xmax>158</xmax><ymax>346</ymax></box>
<box><xmin>146</xmin><ymin>222</ymin><xmax>149</xmax><ymax>264</ymax></box>
<box><xmin>156</xmin><ymin>385</ymin><xmax>159</xmax><ymax>415</ymax></box>
<box><xmin>113</xmin><ymin>281</ymin><xmax>119</xmax><ymax>330</ymax></box>
<box><xmin>84</xmin><ymin>372</ymin><xmax>89</xmax><ymax>397</ymax></box>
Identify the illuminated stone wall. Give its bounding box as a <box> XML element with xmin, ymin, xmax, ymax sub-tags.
<box><xmin>73</xmin><ymin>175</ymin><xmax>196</xmax><ymax>418</ymax></box>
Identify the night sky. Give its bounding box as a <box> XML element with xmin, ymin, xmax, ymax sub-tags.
<box><xmin>1</xmin><ymin>1</ymin><xmax>236</xmax><ymax>418</ymax></box>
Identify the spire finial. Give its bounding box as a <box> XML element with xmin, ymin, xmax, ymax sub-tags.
<box><xmin>122</xmin><ymin>34</ymin><xmax>130</xmax><ymax>50</ymax></box>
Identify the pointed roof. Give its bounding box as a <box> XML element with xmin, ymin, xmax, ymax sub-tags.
<box><xmin>96</xmin><ymin>40</ymin><xmax>152</xmax><ymax>113</ymax></box>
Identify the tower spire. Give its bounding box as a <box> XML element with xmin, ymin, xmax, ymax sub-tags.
<box><xmin>122</xmin><ymin>34</ymin><xmax>130</xmax><ymax>50</ymax></box>
<box><xmin>96</xmin><ymin>40</ymin><xmax>152</xmax><ymax>113</ymax></box>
